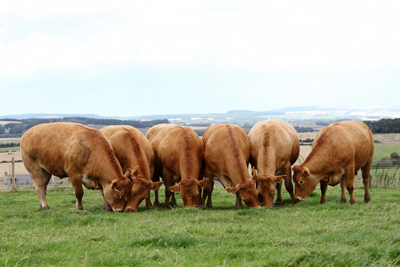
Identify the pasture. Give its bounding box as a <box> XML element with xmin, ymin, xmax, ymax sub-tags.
<box><xmin>1</xmin><ymin>186</ymin><xmax>400</xmax><ymax>266</ymax></box>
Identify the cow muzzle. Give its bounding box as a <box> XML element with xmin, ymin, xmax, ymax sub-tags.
<box><xmin>295</xmin><ymin>196</ymin><xmax>306</xmax><ymax>202</ymax></box>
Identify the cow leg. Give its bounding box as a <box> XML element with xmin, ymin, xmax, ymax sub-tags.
<box><xmin>162</xmin><ymin>170</ymin><xmax>174</xmax><ymax>208</ymax></box>
<box><xmin>199</xmin><ymin>169</ymin><xmax>213</xmax><ymax>208</ymax></box>
<box><xmin>235</xmin><ymin>193</ymin><xmax>243</xmax><ymax>209</ymax></box>
<box><xmin>206</xmin><ymin>180</ymin><xmax>214</xmax><ymax>207</ymax></box>
<box><xmin>199</xmin><ymin>179</ymin><xmax>213</xmax><ymax>208</ymax></box>
<box><xmin>29</xmin><ymin>166</ymin><xmax>52</xmax><ymax>210</ymax></box>
<box><xmin>170</xmin><ymin>191</ymin><xmax>177</xmax><ymax>207</ymax></box>
<box><xmin>320</xmin><ymin>180</ymin><xmax>327</xmax><ymax>204</ymax></box>
<box><xmin>345</xmin><ymin>166</ymin><xmax>356</xmax><ymax>204</ymax></box>
<box><xmin>340</xmin><ymin>178</ymin><xmax>347</xmax><ymax>203</ymax></box>
<box><xmin>145</xmin><ymin>194</ymin><xmax>153</xmax><ymax>209</ymax></box>
<box><xmin>152</xmin><ymin>173</ymin><xmax>161</xmax><ymax>207</ymax></box>
<box><xmin>100</xmin><ymin>188</ymin><xmax>112</xmax><ymax>211</ymax></box>
<box><xmin>283</xmin><ymin>165</ymin><xmax>297</xmax><ymax>204</ymax></box>
<box><xmin>275</xmin><ymin>182</ymin><xmax>284</xmax><ymax>205</ymax></box>
<box><xmin>69</xmin><ymin>175</ymin><xmax>84</xmax><ymax>210</ymax></box>
<box><xmin>361</xmin><ymin>160</ymin><xmax>372</xmax><ymax>203</ymax></box>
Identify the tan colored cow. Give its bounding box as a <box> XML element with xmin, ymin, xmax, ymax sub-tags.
<box><xmin>200</xmin><ymin>124</ymin><xmax>260</xmax><ymax>209</ymax></box>
<box><xmin>292</xmin><ymin>121</ymin><xmax>374</xmax><ymax>204</ymax></box>
<box><xmin>146</xmin><ymin>124</ymin><xmax>207</xmax><ymax>208</ymax></box>
<box><xmin>100</xmin><ymin>125</ymin><xmax>163</xmax><ymax>212</ymax></box>
<box><xmin>20</xmin><ymin>123</ymin><xmax>132</xmax><ymax>211</ymax></box>
<box><xmin>249</xmin><ymin>119</ymin><xmax>300</xmax><ymax>208</ymax></box>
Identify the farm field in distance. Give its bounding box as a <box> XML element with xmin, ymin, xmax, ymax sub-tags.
<box><xmin>1</xmin><ymin>186</ymin><xmax>400</xmax><ymax>266</ymax></box>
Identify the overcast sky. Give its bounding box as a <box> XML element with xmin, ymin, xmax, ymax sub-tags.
<box><xmin>1</xmin><ymin>1</ymin><xmax>399</xmax><ymax>117</ymax></box>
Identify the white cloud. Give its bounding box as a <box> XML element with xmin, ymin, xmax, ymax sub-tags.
<box><xmin>1</xmin><ymin>0</ymin><xmax>400</xmax><ymax>77</ymax></box>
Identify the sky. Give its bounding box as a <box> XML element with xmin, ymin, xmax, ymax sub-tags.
<box><xmin>0</xmin><ymin>0</ymin><xmax>399</xmax><ymax>117</ymax></box>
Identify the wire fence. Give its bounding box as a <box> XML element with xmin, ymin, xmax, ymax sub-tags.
<box><xmin>1</xmin><ymin>159</ymin><xmax>400</xmax><ymax>191</ymax></box>
<box><xmin>0</xmin><ymin>160</ymin><xmax>71</xmax><ymax>191</ymax></box>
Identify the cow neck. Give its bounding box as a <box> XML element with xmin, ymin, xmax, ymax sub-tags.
<box><xmin>177</xmin><ymin>129</ymin><xmax>201</xmax><ymax>181</ymax></box>
<box><xmin>115</xmin><ymin>128</ymin><xmax>151</xmax><ymax>181</ymax></box>
<box><xmin>256</xmin><ymin>146</ymin><xmax>277</xmax><ymax>176</ymax></box>
<box><xmin>92</xmin><ymin>143</ymin><xmax>126</xmax><ymax>184</ymax></box>
<box><xmin>302</xmin><ymin>144</ymin><xmax>331</xmax><ymax>177</ymax></box>
<box><xmin>124</xmin><ymin>150</ymin><xmax>151</xmax><ymax>181</ymax></box>
<box><xmin>226</xmin><ymin>153</ymin><xmax>250</xmax><ymax>185</ymax></box>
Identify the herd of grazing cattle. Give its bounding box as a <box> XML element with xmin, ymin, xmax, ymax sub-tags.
<box><xmin>20</xmin><ymin>119</ymin><xmax>374</xmax><ymax>212</ymax></box>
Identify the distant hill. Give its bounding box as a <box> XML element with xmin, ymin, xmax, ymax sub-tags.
<box><xmin>1</xmin><ymin>105</ymin><xmax>400</xmax><ymax>121</ymax></box>
<box><xmin>0</xmin><ymin>113</ymin><xmax>107</xmax><ymax>120</ymax></box>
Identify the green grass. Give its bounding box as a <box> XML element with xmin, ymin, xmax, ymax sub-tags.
<box><xmin>0</xmin><ymin>147</ymin><xmax>20</xmax><ymax>153</ymax></box>
<box><xmin>1</xmin><ymin>186</ymin><xmax>400</xmax><ymax>266</ymax></box>
<box><xmin>0</xmin><ymin>139</ymin><xmax>20</xmax><ymax>144</ymax></box>
<box><xmin>373</xmin><ymin>143</ymin><xmax>400</xmax><ymax>162</ymax></box>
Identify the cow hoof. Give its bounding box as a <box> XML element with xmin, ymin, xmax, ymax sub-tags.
<box><xmin>275</xmin><ymin>201</ymin><xmax>284</xmax><ymax>206</ymax></box>
<box><xmin>350</xmin><ymin>200</ymin><xmax>357</xmax><ymax>205</ymax></box>
<box><xmin>340</xmin><ymin>198</ymin><xmax>347</xmax><ymax>204</ymax></box>
<box><xmin>41</xmin><ymin>205</ymin><xmax>50</xmax><ymax>210</ymax></box>
<box><xmin>364</xmin><ymin>195</ymin><xmax>371</xmax><ymax>203</ymax></box>
<box><xmin>206</xmin><ymin>204</ymin><xmax>213</xmax><ymax>208</ymax></box>
<box><xmin>153</xmin><ymin>202</ymin><xmax>161</xmax><ymax>207</ymax></box>
<box><xmin>320</xmin><ymin>200</ymin><xmax>326</xmax><ymax>204</ymax></box>
<box><xmin>103</xmin><ymin>206</ymin><xmax>112</xmax><ymax>211</ymax></box>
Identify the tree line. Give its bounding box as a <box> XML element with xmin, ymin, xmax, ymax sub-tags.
<box><xmin>0</xmin><ymin>117</ymin><xmax>170</xmax><ymax>135</ymax></box>
<box><xmin>364</xmin><ymin>118</ymin><xmax>400</xmax><ymax>133</ymax></box>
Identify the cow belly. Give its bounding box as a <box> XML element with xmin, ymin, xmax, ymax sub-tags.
<box><xmin>215</xmin><ymin>174</ymin><xmax>234</xmax><ymax>188</ymax></box>
<box><xmin>82</xmin><ymin>175</ymin><xmax>99</xmax><ymax>189</ymax></box>
<box><xmin>326</xmin><ymin>169</ymin><xmax>345</xmax><ymax>186</ymax></box>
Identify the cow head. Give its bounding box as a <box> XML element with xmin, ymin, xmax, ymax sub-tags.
<box><xmin>169</xmin><ymin>178</ymin><xmax>209</xmax><ymax>207</ymax></box>
<box><xmin>104</xmin><ymin>172</ymin><xmax>132</xmax><ymax>212</ymax></box>
<box><xmin>292</xmin><ymin>165</ymin><xmax>320</xmax><ymax>202</ymax></box>
<box><xmin>125</xmin><ymin>165</ymin><xmax>164</xmax><ymax>212</ymax></box>
<box><xmin>226</xmin><ymin>176</ymin><xmax>260</xmax><ymax>208</ymax></box>
<box><xmin>252</xmin><ymin>168</ymin><xmax>286</xmax><ymax>208</ymax></box>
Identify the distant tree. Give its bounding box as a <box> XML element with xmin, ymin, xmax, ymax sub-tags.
<box><xmin>295</xmin><ymin>127</ymin><xmax>314</xmax><ymax>133</ymax></box>
<box><xmin>315</xmin><ymin>120</ymin><xmax>329</xmax><ymax>126</ymax></box>
<box><xmin>6</xmin><ymin>123</ymin><xmax>25</xmax><ymax>134</ymax></box>
<box><xmin>0</xmin><ymin>125</ymin><xmax>5</xmax><ymax>134</ymax></box>
<box><xmin>243</xmin><ymin>122</ymin><xmax>254</xmax><ymax>128</ymax></box>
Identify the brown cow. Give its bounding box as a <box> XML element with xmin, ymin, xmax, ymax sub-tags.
<box><xmin>200</xmin><ymin>124</ymin><xmax>260</xmax><ymax>209</ymax></box>
<box><xmin>249</xmin><ymin>119</ymin><xmax>300</xmax><ymax>208</ymax></box>
<box><xmin>100</xmin><ymin>125</ymin><xmax>163</xmax><ymax>212</ymax></box>
<box><xmin>146</xmin><ymin>124</ymin><xmax>207</xmax><ymax>208</ymax></box>
<box><xmin>292</xmin><ymin>121</ymin><xmax>374</xmax><ymax>204</ymax></box>
<box><xmin>20</xmin><ymin>122</ymin><xmax>132</xmax><ymax>211</ymax></box>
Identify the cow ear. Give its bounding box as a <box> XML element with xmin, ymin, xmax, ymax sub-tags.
<box><xmin>151</xmin><ymin>181</ymin><xmax>163</xmax><ymax>191</ymax></box>
<box><xmin>196</xmin><ymin>178</ymin><xmax>209</xmax><ymax>189</ymax></box>
<box><xmin>274</xmin><ymin>175</ymin><xmax>286</xmax><ymax>183</ymax></box>
<box><xmin>303</xmin><ymin>167</ymin><xmax>310</xmax><ymax>178</ymax></box>
<box><xmin>169</xmin><ymin>183</ymin><xmax>181</xmax><ymax>192</ymax></box>
<box><xmin>124</xmin><ymin>168</ymin><xmax>132</xmax><ymax>179</ymax></box>
<box><xmin>226</xmin><ymin>186</ymin><xmax>238</xmax><ymax>195</ymax></box>
<box><xmin>251</xmin><ymin>167</ymin><xmax>258</xmax><ymax>181</ymax></box>
<box><xmin>111</xmin><ymin>179</ymin><xmax>118</xmax><ymax>190</ymax></box>
<box><xmin>292</xmin><ymin>165</ymin><xmax>301</xmax><ymax>172</ymax></box>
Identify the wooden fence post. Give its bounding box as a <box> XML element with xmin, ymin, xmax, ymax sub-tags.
<box><xmin>12</xmin><ymin>157</ymin><xmax>15</xmax><ymax>192</ymax></box>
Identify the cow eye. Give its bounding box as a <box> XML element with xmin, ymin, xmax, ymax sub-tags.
<box><xmin>299</xmin><ymin>180</ymin><xmax>304</xmax><ymax>185</ymax></box>
<box><xmin>116</xmin><ymin>194</ymin><xmax>122</xmax><ymax>199</ymax></box>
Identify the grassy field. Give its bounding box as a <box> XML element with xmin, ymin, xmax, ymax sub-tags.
<box><xmin>0</xmin><ymin>147</ymin><xmax>20</xmax><ymax>153</ymax></box>
<box><xmin>373</xmin><ymin>143</ymin><xmax>400</xmax><ymax>162</ymax></box>
<box><xmin>1</xmin><ymin>186</ymin><xmax>400</xmax><ymax>266</ymax></box>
